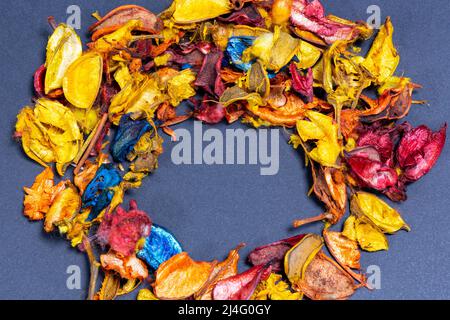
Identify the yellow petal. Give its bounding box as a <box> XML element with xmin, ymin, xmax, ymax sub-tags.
<box><xmin>355</xmin><ymin>217</ymin><xmax>389</xmax><ymax>252</ymax></box>
<box><xmin>351</xmin><ymin>192</ymin><xmax>410</xmax><ymax>234</ymax></box>
<box><xmin>45</xmin><ymin>24</ymin><xmax>82</xmax><ymax>94</ymax></box>
<box><xmin>63</xmin><ymin>52</ymin><xmax>103</xmax><ymax>109</ymax></box>
<box><xmin>169</xmin><ymin>0</ymin><xmax>232</xmax><ymax>24</ymax></box>
<box><xmin>167</xmin><ymin>69</ymin><xmax>197</xmax><ymax>106</ymax></box>
<box><xmin>44</xmin><ymin>183</ymin><xmax>81</xmax><ymax>233</ymax></box>
<box><xmin>296</xmin><ymin>111</ymin><xmax>341</xmax><ymax>167</ymax></box>
<box><xmin>361</xmin><ymin>17</ymin><xmax>400</xmax><ymax>84</ymax></box>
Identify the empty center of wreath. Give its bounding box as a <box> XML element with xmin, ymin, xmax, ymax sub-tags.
<box><xmin>127</xmin><ymin>120</ymin><xmax>319</xmax><ymax>260</ymax></box>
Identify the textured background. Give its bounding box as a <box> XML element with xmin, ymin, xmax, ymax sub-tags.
<box><xmin>0</xmin><ymin>0</ymin><xmax>449</xmax><ymax>300</ymax></box>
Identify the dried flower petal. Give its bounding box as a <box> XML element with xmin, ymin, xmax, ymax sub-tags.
<box><xmin>154</xmin><ymin>252</ymin><xmax>215</xmax><ymax>300</ymax></box>
<box><xmin>137</xmin><ymin>224</ymin><xmax>183</xmax><ymax>270</ymax></box>
<box><xmin>97</xmin><ymin>200</ymin><xmax>152</xmax><ymax>257</ymax></box>
<box><xmin>397</xmin><ymin>124</ymin><xmax>447</xmax><ymax>182</ymax></box>
<box><xmin>212</xmin><ymin>264</ymin><xmax>272</xmax><ymax>300</ymax></box>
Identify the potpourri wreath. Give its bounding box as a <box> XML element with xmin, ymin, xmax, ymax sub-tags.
<box><xmin>14</xmin><ymin>0</ymin><xmax>446</xmax><ymax>300</ymax></box>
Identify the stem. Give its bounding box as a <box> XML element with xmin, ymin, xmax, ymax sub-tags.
<box><xmin>47</xmin><ymin>16</ymin><xmax>57</xmax><ymax>30</ymax></box>
<box><xmin>293</xmin><ymin>213</ymin><xmax>333</xmax><ymax>228</ymax></box>
<box><xmin>83</xmin><ymin>236</ymin><xmax>100</xmax><ymax>301</ymax></box>
<box><xmin>74</xmin><ymin>113</ymin><xmax>109</xmax><ymax>175</ymax></box>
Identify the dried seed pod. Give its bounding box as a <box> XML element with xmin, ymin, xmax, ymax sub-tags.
<box><xmin>63</xmin><ymin>52</ymin><xmax>103</xmax><ymax>110</ymax></box>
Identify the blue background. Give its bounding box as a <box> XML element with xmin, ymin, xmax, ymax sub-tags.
<box><xmin>0</xmin><ymin>0</ymin><xmax>449</xmax><ymax>300</ymax></box>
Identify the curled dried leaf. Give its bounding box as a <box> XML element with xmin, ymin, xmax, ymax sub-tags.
<box><xmin>351</xmin><ymin>192</ymin><xmax>410</xmax><ymax>234</ymax></box>
<box><xmin>45</xmin><ymin>24</ymin><xmax>82</xmax><ymax>94</ymax></box>
<box><xmin>248</xmin><ymin>235</ymin><xmax>305</xmax><ymax>273</ymax></box>
<box><xmin>101</xmin><ymin>252</ymin><xmax>149</xmax><ymax>280</ymax></box>
<box><xmin>63</xmin><ymin>52</ymin><xmax>103</xmax><ymax>110</ymax></box>
<box><xmin>212</xmin><ymin>264</ymin><xmax>272</xmax><ymax>300</ymax></box>
<box><xmin>23</xmin><ymin>168</ymin><xmax>65</xmax><ymax>221</ymax></box>
<box><xmin>154</xmin><ymin>252</ymin><xmax>215</xmax><ymax>300</ymax></box>
<box><xmin>44</xmin><ymin>183</ymin><xmax>81</xmax><ymax>233</ymax></box>
<box><xmin>89</xmin><ymin>5</ymin><xmax>163</xmax><ymax>41</ymax></box>
<box><xmin>297</xmin><ymin>252</ymin><xmax>358</xmax><ymax>300</ymax></box>
<box><xmin>284</xmin><ymin>234</ymin><xmax>323</xmax><ymax>286</ymax></box>
<box><xmin>195</xmin><ymin>244</ymin><xmax>244</xmax><ymax>300</ymax></box>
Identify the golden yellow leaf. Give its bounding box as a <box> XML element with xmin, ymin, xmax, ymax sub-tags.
<box><xmin>354</xmin><ymin>217</ymin><xmax>389</xmax><ymax>252</ymax></box>
<box><xmin>362</xmin><ymin>17</ymin><xmax>400</xmax><ymax>85</ymax></box>
<box><xmin>137</xmin><ymin>289</ymin><xmax>159</xmax><ymax>300</ymax></box>
<box><xmin>63</xmin><ymin>52</ymin><xmax>103</xmax><ymax>109</ymax></box>
<box><xmin>45</xmin><ymin>24</ymin><xmax>82</xmax><ymax>94</ymax></box>
<box><xmin>23</xmin><ymin>168</ymin><xmax>65</xmax><ymax>221</ymax></box>
<box><xmin>154</xmin><ymin>252</ymin><xmax>215</xmax><ymax>300</ymax></box>
<box><xmin>44</xmin><ymin>183</ymin><xmax>81</xmax><ymax>233</ymax></box>
<box><xmin>351</xmin><ymin>192</ymin><xmax>410</xmax><ymax>234</ymax></box>
<box><xmin>167</xmin><ymin>69</ymin><xmax>197</xmax><ymax>106</ymax></box>
<box><xmin>295</xmin><ymin>111</ymin><xmax>341</xmax><ymax>167</ymax></box>
<box><xmin>168</xmin><ymin>0</ymin><xmax>232</xmax><ymax>24</ymax></box>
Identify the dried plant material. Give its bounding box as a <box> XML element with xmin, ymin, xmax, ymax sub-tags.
<box><xmin>154</xmin><ymin>253</ymin><xmax>214</xmax><ymax>300</ymax></box>
<box><xmin>166</xmin><ymin>0</ymin><xmax>232</xmax><ymax>24</ymax></box>
<box><xmin>284</xmin><ymin>234</ymin><xmax>323</xmax><ymax>286</ymax></box>
<box><xmin>195</xmin><ymin>244</ymin><xmax>243</xmax><ymax>300</ymax></box>
<box><xmin>137</xmin><ymin>288</ymin><xmax>159</xmax><ymax>300</ymax></box>
<box><xmin>96</xmin><ymin>271</ymin><xmax>121</xmax><ymax>301</ymax></box>
<box><xmin>45</xmin><ymin>24</ymin><xmax>82</xmax><ymax>94</ymax></box>
<box><xmin>13</xmin><ymin>0</ymin><xmax>447</xmax><ymax>302</ymax></box>
<box><xmin>293</xmin><ymin>111</ymin><xmax>341</xmax><ymax>167</ymax></box>
<box><xmin>293</xmin><ymin>166</ymin><xmax>347</xmax><ymax>227</ymax></box>
<box><xmin>63</xmin><ymin>52</ymin><xmax>103</xmax><ymax>110</ymax></box>
<box><xmin>89</xmin><ymin>5</ymin><xmax>163</xmax><ymax>41</ymax></box>
<box><xmin>297</xmin><ymin>252</ymin><xmax>358</xmax><ymax>300</ymax></box>
<box><xmin>23</xmin><ymin>168</ymin><xmax>65</xmax><ymax>221</ymax></box>
<box><xmin>212</xmin><ymin>264</ymin><xmax>272</xmax><ymax>300</ymax></box>
<box><xmin>290</xmin><ymin>0</ymin><xmax>372</xmax><ymax>45</ymax></box>
<box><xmin>253</xmin><ymin>273</ymin><xmax>301</xmax><ymax>300</ymax></box>
<box><xmin>138</xmin><ymin>225</ymin><xmax>183</xmax><ymax>271</ymax></box>
<box><xmin>15</xmin><ymin>99</ymin><xmax>83</xmax><ymax>175</ymax></box>
<box><xmin>361</xmin><ymin>18</ymin><xmax>399</xmax><ymax>85</ymax></box>
<box><xmin>248</xmin><ymin>235</ymin><xmax>305</xmax><ymax>272</ymax></box>
<box><xmin>350</xmin><ymin>192</ymin><xmax>410</xmax><ymax>234</ymax></box>
<box><xmin>44</xmin><ymin>183</ymin><xmax>81</xmax><ymax>233</ymax></box>
<box><xmin>323</xmin><ymin>230</ymin><xmax>360</xmax><ymax>270</ymax></box>
<box><xmin>397</xmin><ymin>124</ymin><xmax>447</xmax><ymax>182</ymax></box>
<box><xmin>97</xmin><ymin>200</ymin><xmax>152</xmax><ymax>257</ymax></box>
<box><xmin>101</xmin><ymin>252</ymin><xmax>149</xmax><ymax>280</ymax></box>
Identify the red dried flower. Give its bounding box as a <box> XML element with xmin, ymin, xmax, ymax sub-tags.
<box><xmin>97</xmin><ymin>200</ymin><xmax>152</xmax><ymax>257</ymax></box>
<box><xmin>346</xmin><ymin>147</ymin><xmax>398</xmax><ymax>191</ymax></box>
<box><xmin>397</xmin><ymin>124</ymin><xmax>447</xmax><ymax>182</ymax></box>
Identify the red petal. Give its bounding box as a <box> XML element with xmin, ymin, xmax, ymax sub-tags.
<box><xmin>97</xmin><ymin>200</ymin><xmax>152</xmax><ymax>257</ymax></box>
<box><xmin>213</xmin><ymin>264</ymin><xmax>272</xmax><ymax>300</ymax></box>
<box><xmin>290</xmin><ymin>63</ymin><xmax>313</xmax><ymax>102</ymax></box>
<box><xmin>248</xmin><ymin>234</ymin><xmax>305</xmax><ymax>272</ymax></box>
<box><xmin>346</xmin><ymin>147</ymin><xmax>398</xmax><ymax>190</ymax></box>
<box><xmin>397</xmin><ymin>124</ymin><xmax>447</xmax><ymax>181</ymax></box>
<box><xmin>33</xmin><ymin>64</ymin><xmax>46</xmax><ymax>97</ymax></box>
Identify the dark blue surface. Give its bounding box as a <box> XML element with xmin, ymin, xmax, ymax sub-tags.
<box><xmin>0</xmin><ymin>0</ymin><xmax>449</xmax><ymax>300</ymax></box>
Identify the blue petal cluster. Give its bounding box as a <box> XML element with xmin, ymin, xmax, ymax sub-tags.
<box><xmin>111</xmin><ymin>114</ymin><xmax>151</xmax><ymax>162</ymax></box>
<box><xmin>138</xmin><ymin>224</ymin><xmax>183</xmax><ymax>270</ymax></box>
<box><xmin>82</xmin><ymin>164</ymin><xmax>122</xmax><ymax>221</ymax></box>
<box><xmin>225</xmin><ymin>36</ymin><xmax>256</xmax><ymax>72</ymax></box>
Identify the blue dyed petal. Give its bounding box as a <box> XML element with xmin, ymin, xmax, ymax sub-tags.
<box><xmin>137</xmin><ymin>225</ymin><xmax>183</xmax><ymax>270</ymax></box>
<box><xmin>82</xmin><ymin>164</ymin><xmax>122</xmax><ymax>215</ymax></box>
<box><xmin>226</xmin><ymin>36</ymin><xmax>256</xmax><ymax>72</ymax></box>
<box><xmin>111</xmin><ymin>114</ymin><xmax>151</xmax><ymax>162</ymax></box>
<box><xmin>87</xmin><ymin>189</ymin><xmax>115</xmax><ymax>221</ymax></box>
